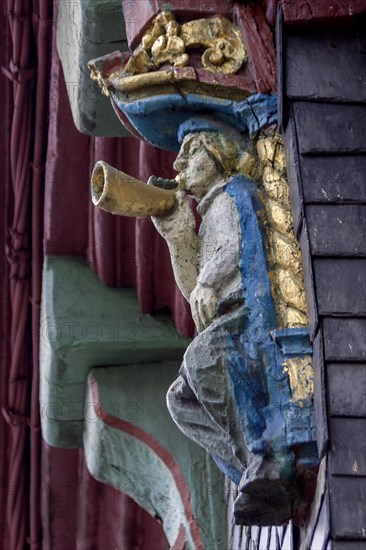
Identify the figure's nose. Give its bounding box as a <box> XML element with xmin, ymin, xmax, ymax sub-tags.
<box><xmin>173</xmin><ymin>151</ymin><xmax>187</xmax><ymax>172</ymax></box>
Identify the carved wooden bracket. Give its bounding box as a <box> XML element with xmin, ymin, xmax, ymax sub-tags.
<box><xmin>88</xmin><ymin>5</ymin><xmax>319</xmax><ymax>529</ymax></box>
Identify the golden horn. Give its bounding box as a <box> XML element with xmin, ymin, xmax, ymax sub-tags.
<box><xmin>91</xmin><ymin>161</ymin><xmax>176</xmax><ymax>218</ymax></box>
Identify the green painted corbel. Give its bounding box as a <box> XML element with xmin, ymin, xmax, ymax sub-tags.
<box><xmin>39</xmin><ymin>256</ymin><xmax>190</xmax><ymax>448</ymax></box>
<box><xmin>84</xmin><ymin>364</ymin><xmax>227</xmax><ymax>550</ymax></box>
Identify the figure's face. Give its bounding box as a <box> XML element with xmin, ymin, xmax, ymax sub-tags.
<box><xmin>173</xmin><ymin>134</ymin><xmax>223</xmax><ymax>199</ymax></box>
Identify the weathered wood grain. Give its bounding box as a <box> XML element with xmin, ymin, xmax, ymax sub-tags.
<box><xmin>233</xmin><ymin>2</ymin><xmax>277</xmax><ymax>93</ymax></box>
<box><xmin>282</xmin><ymin>1</ymin><xmax>366</xmax><ymax>24</ymax></box>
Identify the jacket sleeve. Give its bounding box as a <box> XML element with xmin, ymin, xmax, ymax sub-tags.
<box><xmin>196</xmin><ymin>192</ymin><xmax>242</xmax><ymax>292</ymax></box>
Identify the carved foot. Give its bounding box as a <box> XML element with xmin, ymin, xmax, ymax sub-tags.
<box><xmin>234</xmin><ymin>478</ymin><xmax>293</xmax><ymax>526</ymax></box>
<box><xmin>233</xmin><ymin>455</ymin><xmax>296</xmax><ymax>526</ymax></box>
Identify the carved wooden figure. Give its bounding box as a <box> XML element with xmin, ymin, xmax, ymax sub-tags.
<box><xmin>89</xmin><ymin>7</ymin><xmax>319</xmax><ymax>527</ymax></box>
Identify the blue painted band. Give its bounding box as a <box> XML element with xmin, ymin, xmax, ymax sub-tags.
<box><xmin>113</xmin><ymin>92</ymin><xmax>277</xmax><ymax>150</ymax></box>
<box><xmin>212</xmin><ymin>455</ymin><xmax>242</xmax><ymax>486</ymax></box>
<box><xmin>271</xmin><ymin>328</ymin><xmax>313</xmax><ymax>357</ymax></box>
<box><xmin>225</xmin><ymin>175</ymin><xmax>277</xmax><ymax>333</ymax></box>
<box><xmin>177</xmin><ymin>116</ymin><xmax>245</xmax><ymax>145</ymax></box>
<box><xmin>216</xmin><ymin>177</ymin><xmax>317</xmax><ymax>459</ymax></box>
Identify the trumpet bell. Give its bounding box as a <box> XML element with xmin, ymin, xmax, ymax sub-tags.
<box><xmin>91</xmin><ymin>161</ymin><xmax>176</xmax><ymax>218</ymax></box>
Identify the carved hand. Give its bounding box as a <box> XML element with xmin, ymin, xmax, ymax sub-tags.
<box><xmin>149</xmin><ymin>187</ymin><xmax>196</xmax><ymax>242</ymax></box>
<box><xmin>190</xmin><ymin>283</ymin><xmax>218</xmax><ymax>332</ymax></box>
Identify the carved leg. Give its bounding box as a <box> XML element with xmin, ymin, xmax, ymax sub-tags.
<box><xmin>167</xmin><ymin>373</ymin><xmax>244</xmax><ymax>484</ymax></box>
<box><xmin>168</xmin><ymin>311</ymin><xmax>315</xmax><ymax>525</ymax></box>
<box><xmin>168</xmin><ymin>310</ymin><xmax>271</xmax><ymax>481</ymax></box>
<box><xmin>183</xmin><ymin>320</ymin><xmax>253</xmax><ymax>465</ymax></box>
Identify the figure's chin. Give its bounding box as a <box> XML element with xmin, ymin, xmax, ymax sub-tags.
<box><xmin>175</xmin><ymin>172</ymin><xmax>185</xmax><ymax>185</ymax></box>
<box><xmin>185</xmin><ymin>184</ymin><xmax>197</xmax><ymax>196</ymax></box>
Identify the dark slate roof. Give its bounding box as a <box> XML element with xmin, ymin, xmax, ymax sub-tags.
<box><xmin>281</xmin><ymin>19</ymin><xmax>366</xmax><ymax>548</ymax></box>
<box><xmin>228</xmin><ymin>12</ymin><xmax>366</xmax><ymax>550</ymax></box>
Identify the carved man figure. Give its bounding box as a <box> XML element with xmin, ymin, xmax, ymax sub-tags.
<box><xmin>150</xmin><ymin>117</ymin><xmax>313</xmax><ymax>525</ymax></box>
<box><xmin>88</xmin><ymin>4</ymin><xmax>319</xmax><ymax>528</ymax></box>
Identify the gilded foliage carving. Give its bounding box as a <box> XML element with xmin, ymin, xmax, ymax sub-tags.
<box><xmin>124</xmin><ymin>11</ymin><xmax>247</xmax><ymax>76</ymax></box>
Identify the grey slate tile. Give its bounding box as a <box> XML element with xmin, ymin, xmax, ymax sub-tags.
<box><xmin>286</xmin><ymin>31</ymin><xmax>366</xmax><ymax>104</ymax></box>
<box><xmin>294</xmin><ymin>103</ymin><xmax>366</xmax><ymax>154</ymax></box>
<box><xmin>301</xmin><ymin>156</ymin><xmax>366</xmax><ymax>204</ymax></box>
<box><xmin>327</xmin><ymin>363</ymin><xmax>366</xmax><ymax>417</ymax></box>
<box><xmin>314</xmin><ymin>260</ymin><xmax>366</xmax><ymax>316</ymax></box>
<box><xmin>306</xmin><ymin>206</ymin><xmax>366</xmax><ymax>256</ymax></box>
<box><xmin>323</xmin><ymin>319</ymin><xmax>366</xmax><ymax>361</ymax></box>
<box><xmin>328</xmin><ymin>476</ymin><xmax>366</xmax><ymax>540</ymax></box>
<box><xmin>329</xmin><ymin>418</ymin><xmax>366</xmax><ymax>476</ymax></box>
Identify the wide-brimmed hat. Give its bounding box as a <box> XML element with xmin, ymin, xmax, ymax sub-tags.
<box><xmin>112</xmin><ymin>92</ymin><xmax>277</xmax><ymax>151</ymax></box>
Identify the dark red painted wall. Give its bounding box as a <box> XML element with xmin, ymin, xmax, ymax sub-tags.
<box><xmin>44</xmin><ymin>18</ymin><xmax>194</xmax><ymax>338</ymax></box>
<box><xmin>0</xmin><ymin>1</ymin><xmax>188</xmax><ymax>548</ymax></box>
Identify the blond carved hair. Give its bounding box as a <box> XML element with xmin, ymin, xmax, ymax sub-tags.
<box><xmin>189</xmin><ymin>131</ymin><xmax>262</xmax><ymax>182</ymax></box>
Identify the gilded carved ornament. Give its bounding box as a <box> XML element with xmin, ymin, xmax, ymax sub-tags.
<box><xmin>124</xmin><ymin>11</ymin><xmax>247</xmax><ymax>76</ymax></box>
<box><xmin>257</xmin><ymin>135</ymin><xmax>308</xmax><ymax>328</ymax></box>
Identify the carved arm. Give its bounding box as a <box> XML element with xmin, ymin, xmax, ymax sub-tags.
<box><xmin>150</xmin><ymin>190</ymin><xmax>199</xmax><ymax>301</ymax></box>
<box><xmin>191</xmin><ymin>192</ymin><xmax>242</xmax><ymax>331</ymax></box>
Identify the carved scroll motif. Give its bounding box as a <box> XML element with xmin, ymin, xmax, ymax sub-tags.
<box><xmin>124</xmin><ymin>11</ymin><xmax>247</xmax><ymax>76</ymax></box>
<box><xmin>180</xmin><ymin>17</ymin><xmax>247</xmax><ymax>74</ymax></box>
